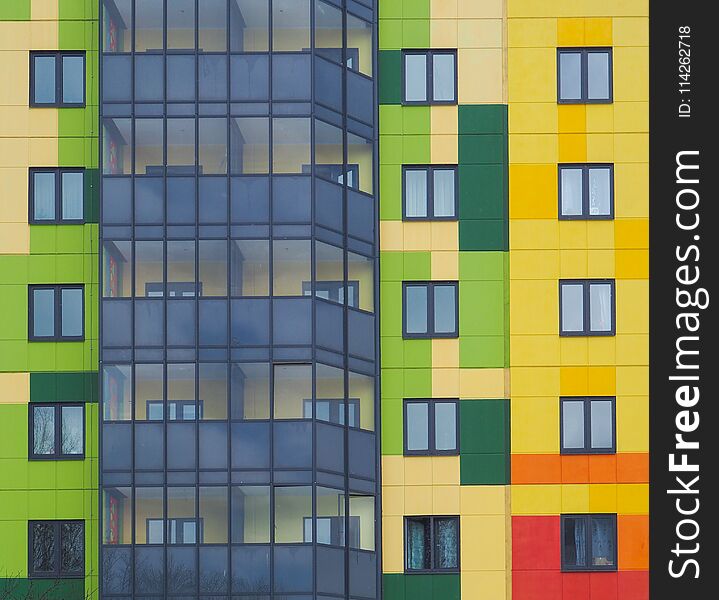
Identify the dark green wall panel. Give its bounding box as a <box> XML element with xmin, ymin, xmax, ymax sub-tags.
<box><xmin>379</xmin><ymin>50</ymin><xmax>402</xmax><ymax>105</ymax></box>
<box><xmin>30</xmin><ymin>372</ymin><xmax>99</xmax><ymax>403</ymax></box>
<box><xmin>459</xmin><ymin>399</ymin><xmax>511</xmax><ymax>485</ymax></box>
<box><xmin>383</xmin><ymin>573</ymin><xmax>460</xmax><ymax>600</ymax></box>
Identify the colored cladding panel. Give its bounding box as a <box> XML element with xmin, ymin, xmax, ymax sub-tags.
<box><xmin>459</xmin><ymin>399</ymin><xmax>510</xmax><ymax>485</ymax></box>
<box><xmin>384</xmin><ymin>573</ymin><xmax>461</xmax><ymax>600</ymax></box>
<box><xmin>29</xmin><ymin>371</ymin><xmax>99</xmax><ymax>403</ymax></box>
<box><xmin>511</xmin><ymin>453</ymin><xmax>649</xmax><ymax>485</ymax></box>
<box><xmin>0</xmin><ymin>579</ymin><xmax>84</xmax><ymax>600</ymax></box>
<box><xmin>0</xmin><ymin>1</ymin><xmax>30</xmax><ymax>20</ymax></box>
<box><xmin>379</xmin><ymin>50</ymin><xmax>403</xmax><ymax>104</ymax></box>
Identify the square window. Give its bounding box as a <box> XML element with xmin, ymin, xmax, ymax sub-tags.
<box><xmin>403</xmin><ymin>166</ymin><xmax>458</xmax><ymax>220</ymax></box>
<box><xmin>403</xmin><ymin>282</ymin><xmax>458</xmax><ymax>339</ymax></box>
<box><xmin>561</xmin><ymin>397</ymin><xmax>616</xmax><ymax>454</ymax></box>
<box><xmin>404</xmin><ymin>400</ymin><xmax>459</xmax><ymax>455</ymax></box>
<box><xmin>405</xmin><ymin>516</ymin><xmax>459</xmax><ymax>572</ymax></box>
<box><xmin>559</xmin><ymin>164</ymin><xmax>613</xmax><ymax>219</ymax></box>
<box><xmin>30</xmin><ymin>403</ymin><xmax>85</xmax><ymax>459</ymax></box>
<box><xmin>403</xmin><ymin>50</ymin><xmax>457</xmax><ymax>105</ymax></box>
<box><xmin>30</xmin><ymin>169</ymin><xmax>85</xmax><ymax>224</ymax></box>
<box><xmin>561</xmin><ymin>514</ymin><xmax>617</xmax><ymax>571</ymax></box>
<box><xmin>29</xmin><ymin>520</ymin><xmax>85</xmax><ymax>578</ymax></box>
<box><xmin>557</xmin><ymin>48</ymin><xmax>612</xmax><ymax>104</ymax></box>
<box><xmin>559</xmin><ymin>280</ymin><xmax>615</xmax><ymax>336</ymax></box>
<box><xmin>30</xmin><ymin>52</ymin><xmax>86</xmax><ymax>107</ymax></box>
<box><xmin>29</xmin><ymin>285</ymin><xmax>85</xmax><ymax>341</ymax></box>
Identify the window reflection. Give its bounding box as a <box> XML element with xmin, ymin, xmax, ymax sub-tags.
<box><xmin>275</xmin><ymin>486</ymin><xmax>312</xmax><ymax>543</ymax></box>
<box><xmin>230</xmin><ymin>0</ymin><xmax>269</xmax><ymax>52</ymax></box>
<box><xmin>134</xmin><ymin>0</ymin><xmax>163</xmax><ymax>52</ymax></box>
<box><xmin>231</xmin><ymin>362</ymin><xmax>270</xmax><ymax>419</ymax></box>
<box><xmin>272</xmin><ymin>0</ymin><xmax>310</xmax><ymax>52</ymax></box>
<box><xmin>273</xmin><ymin>364</ymin><xmax>311</xmax><ymax>419</ymax></box>
<box><xmin>273</xmin><ymin>240</ymin><xmax>310</xmax><ymax>296</ymax></box>
<box><xmin>199</xmin><ymin>0</ymin><xmax>227</xmax><ymax>51</ymax></box>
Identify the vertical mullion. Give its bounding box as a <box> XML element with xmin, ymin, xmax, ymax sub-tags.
<box><xmin>583</xmin><ymin>281</ymin><xmax>591</xmax><ymax>335</ymax></box>
<box><xmin>427</xmin><ymin>283</ymin><xmax>435</xmax><ymax>337</ymax></box>
<box><xmin>582</xmin><ymin>165</ymin><xmax>589</xmax><ymax>218</ymax></box>
<box><xmin>585</xmin><ymin>398</ymin><xmax>592</xmax><ymax>453</ymax></box>
<box><xmin>427</xmin><ymin>167</ymin><xmax>433</xmax><ymax>219</ymax></box>
<box><xmin>56</xmin><ymin>54</ymin><xmax>62</xmax><ymax>107</ymax></box>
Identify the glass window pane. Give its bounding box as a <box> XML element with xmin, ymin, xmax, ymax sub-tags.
<box><xmin>134</xmin><ymin>118</ymin><xmax>164</xmax><ymax>175</ymax></box>
<box><xmin>168</xmin><ymin>0</ymin><xmax>195</xmax><ymax>50</ymax></box>
<box><xmin>231</xmin><ymin>363</ymin><xmax>270</xmax><ymax>419</ymax></box>
<box><xmin>590</xmin><ymin>400</ymin><xmax>613</xmax><ymax>449</ymax></box>
<box><xmin>135</xmin><ymin>241</ymin><xmax>164</xmax><ymax>297</ymax></box>
<box><xmin>103</xmin><ymin>118</ymin><xmax>132</xmax><ymax>175</ymax></box>
<box><xmin>405</xmin><ymin>170</ymin><xmax>427</xmax><ymax>218</ymax></box>
<box><xmin>199</xmin><ymin>54</ymin><xmax>228</xmax><ymax>101</ymax></box>
<box><xmin>230</xmin><ymin>0</ymin><xmax>269</xmax><ymax>52</ymax></box>
<box><xmin>275</xmin><ymin>486</ymin><xmax>312</xmax><ymax>543</ymax></box>
<box><xmin>33</xmin><ymin>55</ymin><xmax>56</xmax><ymax>104</ymax></box>
<box><xmin>314</xmin><ymin>363</ymin><xmax>345</xmax><ymax>425</ymax></box>
<box><xmin>404</xmin><ymin>54</ymin><xmax>427</xmax><ymax>102</ymax></box>
<box><xmin>199</xmin><ymin>0</ymin><xmax>227</xmax><ymax>51</ymax></box>
<box><xmin>230</xmin><ymin>54</ymin><xmax>269</xmax><ymax>101</ymax></box>
<box><xmin>314</xmin><ymin>486</ymin><xmax>345</xmax><ymax>545</ymax></box>
<box><xmin>62</xmin><ymin>55</ymin><xmax>84</xmax><ymax>104</ymax></box>
<box><xmin>33</xmin><ymin>172</ymin><xmax>56</xmax><ymax>221</ymax></box>
<box><xmin>563</xmin><ymin>517</ymin><xmax>586</xmax><ymax>567</ymax></box>
<box><xmin>315</xmin><ymin>120</ymin><xmax>344</xmax><ymax>184</ymax></box>
<box><xmin>135</xmin><ymin>0</ymin><xmax>164</xmax><ymax>52</ymax></box>
<box><xmin>60</xmin><ymin>522</ymin><xmax>84</xmax><ymax>573</ymax></box>
<box><xmin>103</xmin><ymin>0</ymin><xmax>131</xmax><ymax>52</ymax></box>
<box><xmin>33</xmin><ymin>288</ymin><xmax>55</xmax><ymax>338</ymax></box>
<box><xmin>32</xmin><ymin>522</ymin><xmax>56</xmax><ymax>572</ymax></box>
<box><xmin>136</xmin><ymin>487</ymin><xmax>164</xmax><ymax>544</ymax></box>
<box><xmin>406</xmin><ymin>402</ymin><xmax>428</xmax><ymax>451</ymax></box>
<box><xmin>168</xmin><ymin>363</ymin><xmax>196</xmax><ymax>421</ymax></box>
<box><xmin>231</xmin><ymin>117</ymin><xmax>270</xmax><ymax>174</ymax></box>
<box><xmin>199</xmin><ymin>363</ymin><xmax>228</xmax><ymax>419</ymax></box>
<box><xmin>434</xmin><ymin>402</ymin><xmax>457</xmax><ymax>451</ymax></box>
<box><xmin>200</xmin><ymin>487</ymin><xmax>228</xmax><ymax>543</ymax></box>
<box><xmin>167</xmin><ymin>119</ymin><xmax>196</xmax><ymax>172</ymax></box>
<box><xmin>135</xmin><ymin>364</ymin><xmax>164</xmax><ymax>421</ymax></box>
<box><xmin>61</xmin><ymin>288</ymin><xmax>83</xmax><ymax>338</ymax></box>
<box><xmin>559</xmin><ymin>52</ymin><xmax>582</xmax><ymax>101</ymax></box>
<box><xmin>199</xmin><ymin>240</ymin><xmax>227</xmax><ymax>297</ymax></box>
<box><xmin>348</xmin><ymin>251</ymin><xmax>374</xmax><ymax>313</ymax></box>
<box><xmin>167</xmin><ymin>487</ymin><xmax>196</xmax><ymax>544</ymax></box>
<box><xmin>200</xmin><ymin>118</ymin><xmax>228</xmax><ymax>175</ymax></box>
<box><xmin>434</xmin><ymin>518</ymin><xmax>458</xmax><ymax>569</ymax></box>
<box><xmin>167</xmin><ymin>241</ymin><xmax>196</xmax><ymax>296</ymax></box>
<box><xmin>61</xmin><ymin>172</ymin><xmax>84</xmax><ymax>220</ymax></box>
<box><xmin>347</xmin><ymin>132</ymin><xmax>373</xmax><ymax>194</ymax></box>
<box><xmin>560</xmin><ymin>167</ymin><xmax>583</xmax><ymax>216</ymax></box>
<box><xmin>273</xmin><ymin>118</ymin><xmax>310</xmax><ymax>173</ymax></box>
<box><xmin>405</xmin><ymin>285</ymin><xmax>428</xmax><ymax>335</ymax></box>
<box><xmin>347</xmin><ymin>13</ymin><xmax>372</xmax><ymax>77</ymax></box>
<box><xmin>562</xmin><ymin>400</ymin><xmax>585</xmax><ymax>450</ymax></box>
<box><xmin>61</xmin><ymin>406</ymin><xmax>84</xmax><ymax>455</ymax></box>
<box><xmin>230</xmin><ymin>240</ymin><xmax>269</xmax><ymax>296</ymax></box>
<box><xmin>314</xmin><ymin>242</ymin><xmax>343</xmax><ymax>305</ymax></box>
<box><xmin>561</xmin><ymin>283</ymin><xmax>584</xmax><ymax>333</ymax></box>
<box><xmin>433</xmin><ymin>169</ymin><xmax>455</xmax><ymax>217</ymax></box>
<box><xmin>406</xmin><ymin>518</ymin><xmax>430</xmax><ymax>570</ymax></box>
<box><xmin>231</xmin><ymin>486</ymin><xmax>270</xmax><ymax>543</ymax></box>
<box><xmin>103</xmin><ymin>487</ymin><xmax>132</xmax><ymax>544</ymax></box>
<box><xmin>432</xmin><ymin>53</ymin><xmax>455</xmax><ymax>102</ymax></box>
<box><xmin>349</xmin><ymin>495</ymin><xmax>375</xmax><ymax>551</ymax></box>
<box><xmin>272</xmin><ymin>0</ymin><xmax>309</xmax><ymax>51</ymax></box>
<box><xmin>588</xmin><ymin>167</ymin><xmax>611</xmax><ymax>216</ymax></box>
<box><xmin>103</xmin><ymin>242</ymin><xmax>132</xmax><ymax>298</ymax></box>
<box><xmin>588</xmin><ymin>52</ymin><xmax>610</xmax><ymax>100</ymax></box>
<box><xmin>103</xmin><ymin>365</ymin><xmax>132</xmax><ymax>421</ymax></box>
<box><xmin>167</xmin><ymin>54</ymin><xmax>196</xmax><ymax>101</ymax></box>
<box><xmin>33</xmin><ymin>406</ymin><xmax>56</xmax><ymax>455</ymax></box>
<box><xmin>273</xmin><ymin>240</ymin><xmax>310</xmax><ymax>296</ymax></box>
<box><xmin>589</xmin><ymin>283</ymin><xmax>612</xmax><ymax>332</ymax></box>
<box><xmin>274</xmin><ymin>364</ymin><xmax>312</xmax><ymax>419</ymax></box>
<box><xmin>314</xmin><ymin>0</ymin><xmax>343</xmax><ymax>64</ymax></box>
<box><xmin>349</xmin><ymin>370</ymin><xmax>375</xmax><ymax>432</ymax></box>
<box><xmin>433</xmin><ymin>285</ymin><xmax>456</xmax><ymax>335</ymax></box>
<box><xmin>591</xmin><ymin>517</ymin><xmax>615</xmax><ymax>567</ymax></box>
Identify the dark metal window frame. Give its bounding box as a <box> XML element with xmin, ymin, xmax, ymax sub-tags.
<box><xmin>28</xmin><ymin>402</ymin><xmax>86</xmax><ymax>460</ymax></box>
<box><xmin>402</xmin><ymin>49</ymin><xmax>458</xmax><ymax>105</ymax></box>
<box><xmin>561</xmin><ymin>513</ymin><xmax>618</xmax><ymax>572</ymax></box>
<box><xmin>403</xmin><ymin>399</ymin><xmax>460</xmax><ymax>456</ymax></box>
<box><xmin>560</xmin><ymin>396</ymin><xmax>616</xmax><ymax>455</ymax></box>
<box><xmin>557</xmin><ymin>47</ymin><xmax>613</xmax><ymax>104</ymax></box>
<box><xmin>402</xmin><ymin>165</ymin><xmax>459</xmax><ymax>221</ymax></box>
<box><xmin>28</xmin><ymin>284</ymin><xmax>85</xmax><ymax>342</ymax></box>
<box><xmin>28</xmin><ymin>520</ymin><xmax>85</xmax><ymax>578</ymax></box>
<box><xmin>402</xmin><ymin>281</ymin><xmax>459</xmax><ymax>339</ymax></box>
<box><xmin>29</xmin><ymin>51</ymin><xmax>87</xmax><ymax>108</ymax></box>
<box><xmin>28</xmin><ymin>167</ymin><xmax>85</xmax><ymax>224</ymax></box>
<box><xmin>558</xmin><ymin>163</ymin><xmax>614</xmax><ymax>220</ymax></box>
<box><xmin>559</xmin><ymin>279</ymin><xmax>616</xmax><ymax>337</ymax></box>
<box><xmin>404</xmin><ymin>515</ymin><xmax>460</xmax><ymax>574</ymax></box>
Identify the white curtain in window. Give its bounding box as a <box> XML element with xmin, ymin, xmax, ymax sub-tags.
<box><xmin>588</xmin><ymin>167</ymin><xmax>611</xmax><ymax>216</ymax></box>
<box><xmin>560</xmin><ymin>168</ymin><xmax>583</xmax><ymax>216</ymax></box>
<box><xmin>589</xmin><ymin>283</ymin><xmax>612</xmax><ymax>332</ymax></box>
<box><xmin>405</xmin><ymin>170</ymin><xmax>427</xmax><ymax>217</ymax></box>
<box><xmin>591</xmin><ymin>518</ymin><xmax>615</xmax><ymax>566</ymax></box>
<box><xmin>433</xmin><ymin>169</ymin><xmax>455</xmax><ymax>217</ymax></box>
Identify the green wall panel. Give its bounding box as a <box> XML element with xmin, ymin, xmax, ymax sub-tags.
<box><xmin>379</xmin><ymin>50</ymin><xmax>403</xmax><ymax>104</ymax></box>
<box><xmin>0</xmin><ymin>1</ymin><xmax>30</xmax><ymax>20</ymax></box>
<box><xmin>459</xmin><ymin>400</ymin><xmax>511</xmax><ymax>485</ymax></box>
<box><xmin>0</xmin><ymin>578</ymin><xmax>84</xmax><ymax>600</ymax></box>
<box><xmin>30</xmin><ymin>372</ymin><xmax>99</xmax><ymax>403</ymax></box>
<box><xmin>383</xmin><ymin>573</ymin><xmax>461</xmax><ymax>600</ymax></box>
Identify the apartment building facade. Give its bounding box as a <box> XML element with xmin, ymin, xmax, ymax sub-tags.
<box><xmin>0</xmin><ymin>1</ymin><xmax>647</xmax><ymax>599</ymax></box>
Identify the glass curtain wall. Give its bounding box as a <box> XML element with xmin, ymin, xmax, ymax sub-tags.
<box><xmin>100</xmin><ymin>0</ymin><xmax>378</xmax><ymax>598</ymax></box>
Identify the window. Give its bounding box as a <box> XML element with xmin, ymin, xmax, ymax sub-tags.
<box><xmin>29</xmin><ymin>403</ymin><xmax>84</xmax><ymax>459</ymax></box>
<box><xmin>404</xmin><ymin>400</ymin><xmax>458</xmax><ymax>455</ymax></box>
<box><xmin>561</xmin><ymin>514</ymin><xmax>617</xmax><ymax>571</ymax></box>
<box><xmin>403</xmin><ymin>166</ymin><xmax>458</xmax><ymax>220</ymax></box>
<box><xmin>403</xmin><ymin>282</ymin><xmax>458</xmax><ymax>339</ymax></box>
<box><xmin>561</xmin><ymin>397</ymin><xmax>615</xmax><ymax>454</ymax></box>
<box><xmin>403</xmin><ymin>50</ymin><xmax>457</xmax><ymax>105</ymax></box>
<box><xmin>28</xmin><ymin>285</ymin><xmax>84</xmax><ymax>341</ymax></box>
<box><xmin>559</xmin><ymin>279</ymin><xmax>614</xmax><ymax>336</ymax></box>
<box><xmin>405</xmin><ymin>516</ymin><xmax>459</xmax><ymax>573</ymax></box>
<box><xmin>30</xmin><ymin>52</ymin><xmax>85</xmax><ymax>107</ymax></box>
<box><xmin>29</xmin><ymin>520</ymin><xmax>84</xmax><ymax>578</ymax></box>
<box><xmin>557</xmin><ymin>48</ymin><xmax>612</xmax><ymax>103</ymax></box>
<box><xmin>29</xmin><ymin>168</ymin><xmax>84</xmax><ymax>224</ymax></box>
<box><xmin>147</xmin><ymin>518</ymin><xmax>203</xmax><ymax>544</ymax></box>
<box><xmin>559</xmin><ymin>164</ymin><xmax>613</xmax><ymax>219</ymax></box>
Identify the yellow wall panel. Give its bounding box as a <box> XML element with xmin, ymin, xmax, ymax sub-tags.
<box><xmin>511</xmin><ymin>397</ymin><xmax>559</xmax><ymax>452</ymax></box>
<box><xmin>587</xmin><ymin>248</ymin><xmax>616</xmax><ymax>277</ymax></box>
<box><xmin>584</xmin><ymin>18</ymin><xmax>613</xmax><ymax>45</ymax></box>
<box><xmin>432</xmin><ymin>339</ymin><xmax>459</xmax><ymax>368</ymax></box>
<box><xmin>559</xmin><ymin>248</ymin><xmax>588</xmax><ymax>278</ymax></box>
<box><xmin>431</xmin><ymin>134</ymin><xmax>459</xmax><ymax>164</ymax></box>
<box><xmin>381</xmin><ymin>456</ymin><xmax>405</xmax><ymax>486</ymax></box>
<box><xmin>616</xmin><ymin>366</ymin><xmax>648</xmax><ymax>396</ymax></box>
<box><xmin>381</xmin><ymin>515</ymin><xmax>404</xmax><ymax>573</ymax></box>
<box><xmin>403</xmin><ymin>222</ymin><xmax>432</xmax><ymax>251</ymax></box>
<box><xmin>613</xmin><ymin>17</ymin><xmax>649</xmax><ymax>46</ymax></box>
<box><xmin>380</xmin><ymin>221</ymin><xmax>403</xmax><ymax>251</ymax></box>
<box><xmin>510</xmin><ymin>134</ymin><xmax>558</xmax><ymax>163</ymax></box>
<box><xmin>556</xmin><ymin>18</ymin><xmax>585</xmax><ymax>46</ymax></box>
<box><xmin>404</xmin><ymin>456</ymin><xmax>434</xmax><ymax>486</ymax></box>
<box><xmin>616</xmin><ymin>280</ymin><xmax>648</xmax><ymax>333</ymax></box>
<box><xmin>458</xmin><ymin>48</ymin><xmax>504</xmax><ymax>103</ymax></box>
<box><xmin>510</xmin><ymin>280</ymin><xmax>557</xmax><ymax>333</ymax></box>
<box><xmin>586</xmin><ymin>221</ymin><xmax>615</xmax><ymax>249</ymax></box>
<box><xmin>432</xmin><ymin>367</ymin><xmax>461</xmax><ymax>397</ymax></box>
<box><xmin>462</xmin><ymin>571</ymin><xmax>508</xmax><ymax>600</ymax></box>
<box><xmin>615</xmin><ymin>334</ymin><xmax>648</xmax><ymax>366</ymax></box>
<box><xmin>507</xmin><ymin>18</ymin><xmax>557</xmax><ymax>48</ymax></box>
<box><xmin>510</xmin><ymin>103</ymin><xmax>558</xmax><ymax>134</ymax></box>
<box><xmin>0</xmin><ymin>373</ymin><xmax>30</xmax><ymax>404</ymax></box>
<box><xmin>561</xmin><ymin>484</ymin><xmax>590</xmax><ymax>513</ymax></box>
<box><xmin>431</xmin><ymin>0</ymin><xmax>458</xmax><ymax>19</ymax></box>
<box><xmin>616</xmin><ymin>249</ymin><xmax>648</xmax><ymax>279</ymax></box>
<box><xmin>586</xmin><ymin>133</ymin><xmax>615</xmax><ymax>162</ymax></box>
<box><xmin>614</xmin><ymin>46</ymin><xmax>649</xmax><ymax>102</ymax></box>
<box><xmin>558</xmin><ymin>221</ymin><xmax>588</xmax><ymax>249</ymax></box>
<box><xmin>0</xmin><ymin>223</ymin><xmax>30</xmax><ymax>254</ymax></box>
<box><xmin>558</xmin><ymin>133</ymin><xmax>587</xmax><ymax>162</ymax></box>
<box><xmin>511</xmin><ymin>336</ymin><xmax>560</xmax><ymax>367</ymax></box>
<box><xmin>614</xmin><ymin>133</ymin><xmax>648</xmax><ymax>163</ymax></box>
<box><xmin>510</xmin><ymin>219</ymin><xmax>559</xmax><ymax>249</ymax></box>
<box><xmin>585</xmin><ymin>104</ymin><xmax>615</xmax><ymax>133</ymax></box>
<box><xmin>32</xmin><ymin>0</ymin><xmax>60</xmax><ymax>20</ymax></box>
<box><xmin>511</xmin><ymin>485</ymin><xmax>562</xmax><ymax>515</ymax></box>
<box><xmin>461</xmin><ymin>515</ymin><xmax>507</xmax><ymax>570</ymax></box>
<box><xmin>617</xmin><ymin>483</ymin><xmax>649</xmax><ymax>514</ymax></box>
<box><xmin>614</xmin><ymin>101</ymin><xmax>648</xmax><ymax>133</ymax></box>
<box><xmin>513</xmin><ymin>484</ymin><xmax>647</xmax><ymax>516</ymax></box>
<box><xmin>460</xmin><ymin>486</ymin><xmax>508</xmax><ymax>516</ymax></box>
<box><xmin>617</xmin><ymin>396</ymin><xmax>649</xmax><ymax>452</ymax></box>
<box><xmin>511</xmin><ymin>250</ymin><xmax>559</xmax><ymax>279</ymax></box>
<box><xmin>430</xmin><ymin>221</ymin><xmax>459</xmax><ymax>251</ymax></box>
<box><xmin>29</xmin><ymin>137</ymin><xmax>59</xmax><ymax>166</ymax></box>
<box><xmin>458</xmin><ymin>369</ymin><xmax>508</xmax><ymax>398</ymax></box>
<box><xmin>557</xmin><ymin>104</ymin><xmax>586</xmax><ymax>134</ymax></box>
<box><xmin>382</xmin><ymin>486</ymin><xmax>405</xmax><ymax>517</ymax></box>
<box><xmin>587</xmin><ymin>336</ymin><xmax>617</xmax><ymax>365</ymax></box>
<box><xmin>404</xmin><ymin>485</ymin><xmax>433</xmax><ymax>515</ymax></box>
<box><xmin>431</xmin><ymin>105</ymin><xmax>459</xmax><ymax>135</ymax></box>
<box><xmin>458</xmin><ymin>0</ymin><xmax>504</xmax><ymax>19</ymax></box>
<box><xmin>30</xmin><ymin>21</ymin><xmax>59</xmax><ymax>50</ymax></box>
<box><xmin>511</xmin><ymin>368</ymin><xmax>560</xmax><ymax>397</ymax></box>
<box><xmin>589</xmin><ymin>484</ymin><xmax>618</xmax><ymax>512</ymax></box>
<box><xmin>508</xmin><ymin>0</ymin><xmax>648</xmax><ymax>19</ymax></box>
<box><xmin>433</xmin><ymin>485</ymin><xmax>461</xmax><ymax>514</ymax></box>
<box><xmin>430</xmin><ymin>19</ymin><xmax>458</xmax><ymax>48</ymax></box>
<box><xmin>559</xmin><ymin>337</ymin><xmax>589</xmax><ymax>366</ymax></box>
<box><xmin>432</xmin><ymin>456</ymin><xmax>461</xmax><ymax>485</ymax></box>
<box><xmin>0</xmin><ymin>168</ymin><xmax>29</xmax><ymax>222</ymax></box>
<box><xmin>508</xmin><ymin>164</ymin><xmax>557</xmax><ymax>218</ymax></box>
<box><xmin>508</xmin><ymin>48</ymin><xmax>556</xmax><ymax>103</ymax></box>
<box><xmin>615</xmin><ymin>219</ymin><xmax>648</xmax><ymax>249</ymax></box>
<box><xmin>458</xmin><ymin>19</ymin><xmax>503</xmax><ymax>49</ymax></box>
